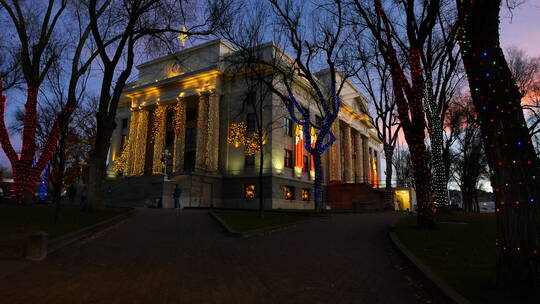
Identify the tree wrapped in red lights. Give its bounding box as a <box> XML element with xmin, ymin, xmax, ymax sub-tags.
<box><xmin>456</xmin><ymin>0</ymin><xmax>540</xmax><ymax>287</ymax></box>
<box><xmin>0</xmin><ymin>80</ymin><xmax>75</xmax><ymax>203</ymax></box>
<box><xmin>354</xmin><ymin>0</ymin><xmax>440</xmax><ymax>227</ymax></box>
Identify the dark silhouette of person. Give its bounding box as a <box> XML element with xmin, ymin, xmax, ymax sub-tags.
<box><xmin>173</xmin><ymin>185</ymin><xmax>182</xmax><ymax>209</ymax></box>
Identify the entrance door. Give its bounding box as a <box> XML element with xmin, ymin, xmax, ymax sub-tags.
<box><xmin>201</xmin><ymin>183</ymin><xmax>212</xmax><ymax>207</ymax></box>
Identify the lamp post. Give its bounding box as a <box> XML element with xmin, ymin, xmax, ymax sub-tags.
<box><xmin>161</xmin><ymin>149</ymin><xmax>172</xmax><ymax>180</ymax></box>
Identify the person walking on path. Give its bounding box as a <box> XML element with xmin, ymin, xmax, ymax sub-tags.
<box><xmin>173</xmin><ymin>185</ymin><xmax>182</xmax><ymax>214</ymax></box>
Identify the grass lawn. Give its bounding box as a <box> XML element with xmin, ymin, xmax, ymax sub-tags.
<box><xmin>395</xmin><ymin>212</ymin><xmax>538</xmax><ymax>303</ymax></box>
<box><xmin>0</xmin><ymin>204</ymin><xmax>127</xmax><ymax>258</ymax></box>
<box><xmin>212</xmin><ymin>211</ymin><xmax>311</xmax><ymax>232</ymax></box>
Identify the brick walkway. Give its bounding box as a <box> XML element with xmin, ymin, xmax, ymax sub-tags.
<box><xmin>0</xmin><ymin>210</ymin><xmax>430</xmax><ymax>303</ymax></box>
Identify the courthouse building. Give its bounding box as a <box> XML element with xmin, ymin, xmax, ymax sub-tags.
<box><xmin>106</xmin><ymin>40</ymin><xmax>382</xmax><ymax>209</ymax></box>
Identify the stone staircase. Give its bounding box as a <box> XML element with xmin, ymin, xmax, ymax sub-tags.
<box><xmin>327</xmin><ymin>183</ymin><xmax>386</xmax><ymax>211</ymax></box>
<box><xmin>104</xmin><ymin>175</ymin><xmax>166</xmax><ymax>208</ymax></box>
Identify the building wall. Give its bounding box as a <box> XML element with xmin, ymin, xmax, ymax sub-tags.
<box><xmin>108</xmin><ymin>40</ymin><xmax>383</xmax><ymax>209</ymax></box>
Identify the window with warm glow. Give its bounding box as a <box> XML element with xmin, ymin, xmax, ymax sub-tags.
<box><xmin>244</xmin><ymin>184</ymin><xmax>255</xmax><ymax>199</ymax></box>
<box><xmin>283</xmin><ymin>186</ymin><xmax>295</xmax><ymax>200</ymax></box>
<box><xmin>284</xmin><ymin>149</ymin><xmax>293</xmax><ymax>168</ymax></box>
<box><xmin>303</xmin><ymin>155</ymin><xmax>309</xmax><ymax>172</ymax></box>
<box><xmin>301</xmin><ymin>189</ymin><xmax>310</xmax><ymax>201</ymax></box>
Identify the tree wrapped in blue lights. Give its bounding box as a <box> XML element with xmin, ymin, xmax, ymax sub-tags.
<box><xmin>221</xmin><ymin>0</ymin><xmax>355</xmax><ymax>212</ymax></box>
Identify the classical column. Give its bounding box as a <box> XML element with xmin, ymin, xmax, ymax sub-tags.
<box><xmin>376</xmin><ymin>150</ymin><xmax>382</xmax><ymax>186</ymax></box>
<box><xmin>361</xmin><ymin>134</ymin><xmax>369</xmax><ymax>183</ymax></box>
<box><xmin>354</xmin><ymin>131</ymin><xmax>363</xmax><ymax>183</ymax></box>
<box><xmin>152</xmin><ymin>105</ymin><xmax>167</xmax><ymax>174</ymax></box>
<box><xmin>134</xmin><ymin>110</ymin><xmax>149</xmax><ymax>175</ymax></box>
<box><xmin>195</xmin><ymin>92</ymin><xmax>210</xmax><ymax>170</ymax></box>
<box><xmin>126</xmin><ymin>110</ymin><xmax>139</xmax><ymax>176</ymax></box>
<box><xmin>206</xmin><ymin>92</ymin><xmax>220</xmax><ymax>171</ymax></box>
<box><xmin>330</xmin><ymin>120</ymin><xmax>341</xmax><ymax>182</ymax></box>
<box><xmin>343</xmin><ymin>124</ymin><xmax>353</xmax><ymax>183</ymax></box>
<box><xmin>126</xmin><ymin>109</ymin><xmax>148</xmax><ymax>176</ymax></box>
<box><xmin>173</xmin><ymin>97</ymin><xmax>186</xmax><ymax>172</ymax></box>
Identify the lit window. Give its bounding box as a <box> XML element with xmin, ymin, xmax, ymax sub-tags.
<box><xmin>244</xmin><ymin>184</ymin><xmax>255</xmax><ymax>199</ymax></box>
<box><xmin>284</xmin><ymin>149</ymin><xmax>293</xmax><ymax>168</ymax></box>
<box><xmin>303</xmin><ymin>155</ymin><xmax>309</xmax><ymax>172</ymax></box>
<box><xmin>283</xmin><ymin>186</ymin><xmax>295</xmax><ymax>200</ymax></box>
<box><xmin>284</xmin><ymin>117</ymin><xmax>293</xmax><ymax>136</ymax></box>
<box><xmin>301</xmin><ymin>189</ymin><xmax>310</xmax><ymax>201</ymax></box>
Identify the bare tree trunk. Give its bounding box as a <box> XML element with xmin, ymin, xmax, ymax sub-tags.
<box><xmin>87</xmin><ymin>115</ymin><xmax>115</xmax><ymax>210</ymax></box>
<box><xmin>313</xmin><ymin>153</ymin><xmax>324</xmax><ymax>213</ymax></box>
<box><xmin>457</xmin><ymin>0</ymin><xmax>540</xmax><ymax>287</ymax></box>
<box><xmin>54</xmin><ymin>130</ymin><xmax>67</xmax><ymax>223</ymax></box>
<box><xmin>461</xmin><ymin>186</ymin><xmax>473</xmax><ymax>212</ymax></box>
<box><xmin>258</xmin><ymin>136</ymin><xmax>264</xmax><ymax>218</ymax></box>
<box><xmin>384</xmin><ymin>144</ymin><xmax>395</xmax><ymax>209</ymax></box>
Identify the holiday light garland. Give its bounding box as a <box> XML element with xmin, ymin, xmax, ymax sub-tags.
<box><xmin>424</xmin><ymin>69</ymin><xmax>449</xmax><ymax>206</ymax></box>
<box><xmin>196</xmin><ymin>93</ymin><xmax>209</xmax><ymax>169</ymax></box>
<box><xmin>152</xmin><ymin>105</ymin><xmax>167</xmax><ymax>174</ymax></box>
<box><xmin>126</xmin><ymin>110</ymin><xmax>139</xmax><ymax>175</ymax></box>
<box><xmin>173</xmin><ymin>97</ymin><xmax>186</xmax><ymax>171</ymax></box>
<box><xmin>134</xmin><ymin>110</ymin><xmax>149</xmax><ymax>175</ymax></box>
<box><xmin>125</xmin><ymin>109</ymin><xmax>148</xmax><ymax>176</ymax></box>
<box><xmin>206</xmin><ymin>92</ymin><xmax>219</xmax><ymax>171</ymax></box>
<box><xmin>114</xmin><ymin>140</ymin><xmax>129</xmax><ymax>175</ymax></box>
<box><xmin>370</xmin><ymin>0</ymin><xmax>434</xmax><ymax>224</ymax></box>
<box><xmin>0</xmin><ymin>80</ymin><xmax>74</xmax><ymax>202</ymax></box>
<box><xmin>227</xmin><ymin>122</ymin><xmax>247</xmax><ymax>148</ymax></box>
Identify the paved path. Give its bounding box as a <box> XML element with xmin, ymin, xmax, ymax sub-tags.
<box><xmin>0</xmin><ymin>210</ymin><xmax>431</xmax><ymax>303</ymax></box>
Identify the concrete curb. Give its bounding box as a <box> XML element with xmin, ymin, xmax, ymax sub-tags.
<box><xmin>45</xmin><ymin>208</ymin><xmax>136</xmax><ymax>258</ymax></box>
<box><xmin>389</xmin><ymin>221</ymin><xmax>472</xmax><ymax>304</ymax></box>
<box><xmin>209</xmin><ymin>211</ymin><xmax>319</xmax><ymax>238</ymax></box>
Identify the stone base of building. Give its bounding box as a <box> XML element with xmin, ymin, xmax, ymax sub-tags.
<box><xmin>326</xmin><ymin>183</ymin><xmax>386</xmax><ymax>211</ymax></box>
<box><xmin>104</xmin><ymin>173</ymin><xmax>317</xmax><ymax>210</ymax></box>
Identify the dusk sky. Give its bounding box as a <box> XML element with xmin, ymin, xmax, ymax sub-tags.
<box><xmin>1</xmin><ymin>2</ymin><xmax>539</xmax><ymax>169</ymax></box>
<box><xmin>500</xmin><ymin>0</ymin><xmax>540</xmax><ymax>56</ymax></box>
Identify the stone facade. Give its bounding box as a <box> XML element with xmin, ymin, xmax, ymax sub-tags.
<box><xmin>106</xmin><ymin>40</ymin><xmax>382</xmax><ymax>209</ymax></box>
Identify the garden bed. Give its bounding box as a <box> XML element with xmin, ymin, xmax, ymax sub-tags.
<box><xmin>211</xmin><ymin>210</ymin><xmax>312</xmax><ymax>235</ymax></box>
<box><xmin>394</xmin><ymin>212</ymin><xmax>538</xmax><ymax>303</ymax></box>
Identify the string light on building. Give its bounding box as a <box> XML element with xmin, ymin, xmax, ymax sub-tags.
<box><xmin>152</xmin><ymin>105</ymin><xmax>167</xmax><ymax>174</ymax></box>
<box><xmin>245</xmin><ymin>132</ymin><xmax>261</xmax><ymax>156</ymax></box>
<box><xmin>114</xmin><ymin>140</ymin><xmax>129</xmax><ymax>175</ymax></box>
<box><xmin>244</xmin><ymin>184</ymin><xmax>255</xmax><ymax>199</ymax></box>
<box><xmin>227</xmin><ymin>122</ymin><xmax>247</xmax><ymax>148</ymax></box>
